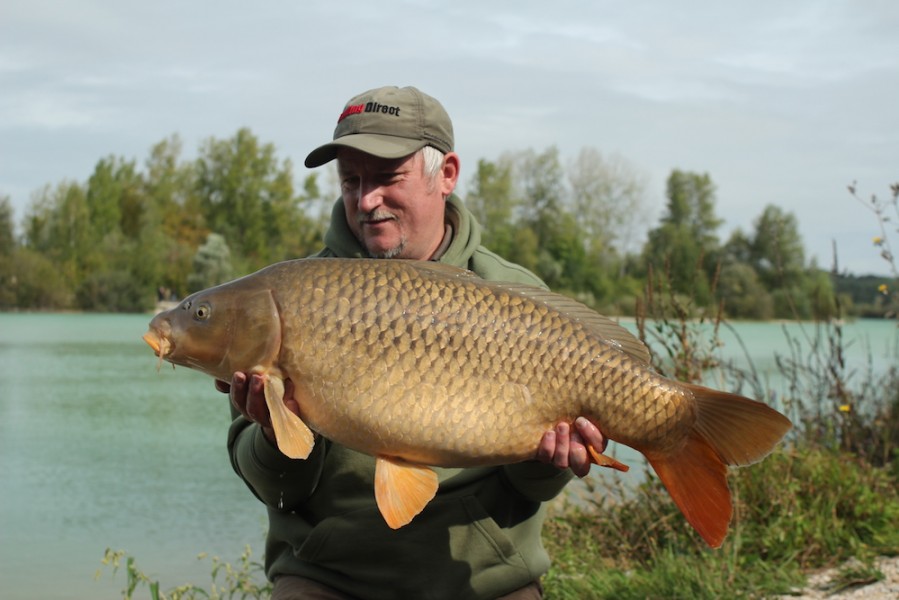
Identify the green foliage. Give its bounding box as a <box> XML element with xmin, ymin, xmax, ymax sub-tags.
<box><xmin>828</xmin><ymin>557</ymin><xmax>885</xmax><ymax>594</ymax></box>
<box><xmin>733</xmin><ymin>446</ymin><xmax>899</xmax><ymax>562</ymax></box>
<box><xmin>833</xmin><ymin>273</ymin><xmax>892</xmax><ymax>317</ymax></box>
<box><xmin>3</xmin><ymin>136</ymin><xmax>890</xmax><ymax>318</ymax></box>
<box><xmin>543</xmin><ymin>319</ymin><xmax>899</xmax><ymax>599</ymax></box>
<box><xmin>716</xmin><ymin>262</ymin><xmax>774</xmax><ymax>319</ymax></box>
<box><xmin>465</xmin><ymin>156</ymin><xmax>517</xmax><ymax>257</ymax></box>
<box><xmin>187</xmin><ymin>233</ymin><xmax>234</xmax><ymax>293</ymax></box>
<box><xmin>464</xmin><ymin>147</ymin><xmax>646</xmax><ymax>308</ymax></box>
<box><xmin>642</xmin><ymin>171</ymin><xmax>721</xmax><ymax>306</ymax></box>
<box><xmin>97</xmin><ymin>546</ymin><xmax>271</xmax><ymax>600</ymax></box>
<box><xmin>0</xmin><ymin>195</ymin><xmax>15</xmax><ymax>308</ymax></box>
<box><xmin>4</xmin><ymin>129</ymin><xmax>327</xmax><ymax>310</ymax></box>
<box><xmin>0</xmin><ymin>194</ymin><xmax>14</xmax><ymax>256</ymax></box>
<box><xmin>6</xmin><ymin>247</ymin><xmax>74</xmax><ymax>308</ymax></box>
<box><xmin>848</xmin><ymin>181</ymin><xmax>899</xmax><ymax>318</ymax></box>
<box><xmin>544</xmin><ymin>436</ymin><xmax>899</xmax><ymax>599</ymax></box>
<box><xmin>194</xmin><ymin>128</ymin><xmax>320</xmax><ymax>274</ymax></box>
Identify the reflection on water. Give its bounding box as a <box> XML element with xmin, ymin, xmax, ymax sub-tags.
<box><xmin>0</xmin><ymin>313</ymin><xmax>895</xmax><ymax>598</ymax></box>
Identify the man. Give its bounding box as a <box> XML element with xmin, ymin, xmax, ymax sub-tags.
<box><xmin>219</xmin><ymin>86</ymin><xmax>605</xmax><ymax>600</ymax></box>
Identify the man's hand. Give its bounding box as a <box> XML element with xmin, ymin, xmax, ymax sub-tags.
<box><xmin>215</xmin><ymin>372</ymin><xmax>300</xmax><ymax>446</ymax></box>
<box><xmin>535</xmin><ymin>417</ymin><xmax>607</xmax><ymax>478</ymax></box>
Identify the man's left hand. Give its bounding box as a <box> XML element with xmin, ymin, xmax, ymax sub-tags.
<box><xmin>535</xmin><ymin>417</ymin><xmax>607</xmax><ymax>478</ymax></box>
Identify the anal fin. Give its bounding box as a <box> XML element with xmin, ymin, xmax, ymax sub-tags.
<box><xmin>586</xmin><ymin>445</ymin><xmax>630</xmax><ymax>473</ymax></box>
<box><xmin>263</xmin><ymin>375</ymin><xmax>315</xmax><ymax>460</ymax></box>
<box><xmin>374</xmin><ymin>456</ymin><xmax>439</xmax><ymax>529</ymax></box>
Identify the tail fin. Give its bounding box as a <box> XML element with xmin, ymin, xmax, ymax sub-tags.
<box><xmin>645</xmin><ymin>384</ymin><xmax>792</xmax><ymax>548</ymax></box>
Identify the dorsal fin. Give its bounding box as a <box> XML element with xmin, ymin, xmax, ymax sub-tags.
<box><xmin>405</xmin><ymin>260</ymin><xmax>480</xmax><ymax>280</ymax></box>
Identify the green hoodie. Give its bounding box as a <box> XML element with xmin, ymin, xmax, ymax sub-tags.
<box><xmin>227</xmin><ymin>195</ymin><xmax>574</xmax><ymax>600</ymax></box>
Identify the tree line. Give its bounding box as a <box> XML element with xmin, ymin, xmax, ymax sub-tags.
<box><xmin>0</xmin><ymin>128</ymin><xmax>890</xmax><ymax>317</ymax></box>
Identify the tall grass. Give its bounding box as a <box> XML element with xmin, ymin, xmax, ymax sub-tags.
<box><xmin>96</xmin><ymin>546</ymin><xmax>271</xmax><ymax>600</ymax></box>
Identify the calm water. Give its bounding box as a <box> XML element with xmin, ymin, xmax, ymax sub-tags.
<box><xmin>0</xmin><ymin>313</ymin><xmax>267</xmax><ymax>600</ymax></box>
<box><xmin>0</xmin><ymin>313</ymin><xmax>896</xmax><ymax>599</ymax></box>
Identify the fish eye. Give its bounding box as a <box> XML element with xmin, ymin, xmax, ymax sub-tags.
<box><xmin>195</xmin><ymin>304</ymin><xmax>211</xmax><ymax>320</ymax></box>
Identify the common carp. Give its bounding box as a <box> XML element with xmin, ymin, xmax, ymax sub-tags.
<box><xmin>143</xmin><ymin>258</ymin><xmax>791</xmax><ymax>548</ymax></box>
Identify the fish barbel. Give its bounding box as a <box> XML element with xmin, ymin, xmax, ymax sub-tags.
<box><xmin>143</xmin><ymin>258</ymin><xmax>791</xmax><ymax>547</ymax></box>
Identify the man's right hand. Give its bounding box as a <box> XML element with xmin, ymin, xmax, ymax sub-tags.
<box><xmin>216</xmin><ymin>372</ymin><xmax>300</xmax><ymax>446</ymax></box>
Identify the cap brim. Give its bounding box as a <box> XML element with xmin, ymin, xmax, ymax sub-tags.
<box><xmin>304</xmin><ymin>134</ymin><xmax>427</xmax><ymax>168</ymax></box>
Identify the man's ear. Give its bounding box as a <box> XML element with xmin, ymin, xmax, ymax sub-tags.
<box><xmin>440</xmin><ymin>152</ymin><xmax>461</xmax><ymax>196</ymax></box>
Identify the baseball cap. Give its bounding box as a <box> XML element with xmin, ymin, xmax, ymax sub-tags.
<box><xmin>304</xmin><ymin>86</ymin><xmax>454</xmax><ymax>168</ymax></box>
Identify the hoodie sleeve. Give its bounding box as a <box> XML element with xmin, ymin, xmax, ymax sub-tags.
<box><xmin>227</xmin><ymin>414</ymin><xmax>328</xmax><ymax>509</ymax></box>
<box><xmin>502</xmin><ymin>461</ymin><xmax>575</xmax><ymax>502</ymax></box>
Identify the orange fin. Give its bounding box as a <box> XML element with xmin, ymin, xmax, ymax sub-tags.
<box><xmin>374</xmin><ymin>456</ymin><xmax>439</xmax><ymax>529</ymax></box>
<box><xmin>263</xmin><ymin>375</ymin><xmax>315</xmax><ymax>460</ymax></box>
<box><xmin>685</xmin><ymin>382</ymin><xmax>793</xmax><ymax>466</ymax></box>
<box><xmin>643</xmin><ymin>385</ymin><xmax>791</xmax><ymax>548</ymax></box>
<box><xmin>645</xmin><ymin>432</ymin><xmax>731</xmax><ymax>548</ymax></box>
<box><xmin>586</xmin><ymin>445</ymin><xmax>630</xmax><ymax>472</ymax></box>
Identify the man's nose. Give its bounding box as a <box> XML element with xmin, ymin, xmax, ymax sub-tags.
<box><xmin>357</xmin><ymin>180</ymin><xmax>383</xmax><ymax>213</ymax></box>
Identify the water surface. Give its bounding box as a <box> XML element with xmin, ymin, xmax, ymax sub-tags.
<box><xmin>0</xmin><ymin>313</ymin><xmax>267</xmax><ymax>599</ymax></box>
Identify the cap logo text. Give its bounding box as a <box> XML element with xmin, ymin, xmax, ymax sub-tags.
<box><xmin>337</xmin><ymin>102</ymin><xmax>401</xmax><ymax>123</ymax></box>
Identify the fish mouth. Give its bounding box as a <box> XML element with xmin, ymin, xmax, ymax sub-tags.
<box><xmin>143</xmin><ymin>330</ymin><xmax>172</xmax><ymax>371</ymax></box>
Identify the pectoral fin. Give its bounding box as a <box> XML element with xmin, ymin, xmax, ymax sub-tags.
<box><xmin>263</xmin><ymin>375</ymin><xmax>315</xmax><ymax>460</ymax></box>
<box><xmin>374</xmin><ymin>456</ymin><xmax>439</xmax><ymax>529</ymax></box>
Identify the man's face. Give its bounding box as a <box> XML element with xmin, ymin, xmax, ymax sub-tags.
<box><xmin>337</xmin><ymin>148</ymin><xmax>458</xmax><ymax>260</ymax></box>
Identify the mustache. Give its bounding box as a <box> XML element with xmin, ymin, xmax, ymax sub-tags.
<box><xmin>357</xmin><ymin>210</ymin><xmax>397</xmax><ymax>225</ymax></box>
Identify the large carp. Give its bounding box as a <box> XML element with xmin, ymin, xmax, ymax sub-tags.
<box><xmin>143</xmin><ymin>258</ymin><xmax>791</xmax><ymax>548</ymax></box>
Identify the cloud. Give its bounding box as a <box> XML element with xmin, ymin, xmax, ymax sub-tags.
<box><xmin>0</xmin><ymin>0</ymin><xmax>897</xmax><ymax>274</ymax></box>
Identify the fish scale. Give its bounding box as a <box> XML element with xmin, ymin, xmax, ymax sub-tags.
<box><xmin>144</xmin><ymin>257</ymin><xmax>791</xmax><ymax>546</ymax></box>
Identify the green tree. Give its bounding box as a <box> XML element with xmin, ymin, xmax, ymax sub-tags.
<box><xmin>725</xmin><ymin>205</ymin><xmax>815</xmax><ymax>319</ymax></box>
<box><xmin>643</xmin><ymin>170</ymin><xmax>722</xmax><ymax>305</ymax></box>
<box><xmin>518</xmin><ymin>146</ymin><xmax>566</xmax><ymax>243</ymax></box>
<box><xmin>187</xmin><ymin>233</ymin><xmax>233</xmax><ymax>292</ymax></box>
<box><xmin>567</xmin><ymin>148</ymin><xmax>649</xmax><ymax>306</ymax></box>
<box><xmin>568</xmin><ymin>147</ymin><xmax>648</xmax><ymax>261</ymax></box>
<box><xmin>0</xmin><ymin>195</ymin><xmax>15</xmax><ymax>308</ymax></box>
<box><xmin>805</xmin><ymin>266</ymin><xmax>838</xmax><ymax>320</ymax></box>
<box><xmin>749</xmin><ymin>205</ymin><xmax>806</xmax><ymax>290</ymax></box>
<box><xmin>0</xmin><ymin>194</ymin><xmax>13</xmax><ymax>255</ymax></box>
<box><xmin>195</xmin><ymin>128</ymin><xmax>300</xmax><ymax>272</ymax></box>
<box><xmin>265</xmin><ymin>169</ymin><xmax>323</xmax><ymax>261</ymax></box>
<box><xmin>717</xmin><ymin>261</ymin><xmax>774</xmax><ymax>319</ymax></box>
<box><xmin>465</xmin><ymin>157</ymin><xmax>519</xmax><ymax>259</ymax></box>
<box><xmin>77</xmin><ymin>156</ymin><xmax>153</xmax><ymax>310</ymax></box>
<box><xmin>85</xmin><ymin>156</ymin><xmax>139</xmax><ymax>240</ymax></box>
<box><xmin>23</xmin><ymin>181</ymin><xmax>90</xmax><ymax>305</ymax></box>
<box><xmin>144</xmin><ymin>135</ymin><xmax>207</xmax><ymax>299</ymax></box>
<box><xmin>10</xmin><ymin>247</ymin><xmax>73</xmax><ymax>308</ymax></box>
<box><xmin>515</xmin><ymin>146</ymin><xmax>596</xmax><ymax>292</ymax></box>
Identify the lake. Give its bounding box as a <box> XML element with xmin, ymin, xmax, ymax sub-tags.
<box><xmin>0</xmin><ymin>313</ymin><xmax>895</xmax><ymax>599</ymax></box>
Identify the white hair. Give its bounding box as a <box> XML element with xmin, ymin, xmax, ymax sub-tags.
<box><xmin>419</xmin><ymin>145</ymin><xmax>445</xmax><ymax>180</ymax></box>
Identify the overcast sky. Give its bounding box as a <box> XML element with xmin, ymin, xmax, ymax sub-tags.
<box><xmin>2</xmin><ymin>1</ymin><xmax>896</xmax><ymax>275</ymax></box>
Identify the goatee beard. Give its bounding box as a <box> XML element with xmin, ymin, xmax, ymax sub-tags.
<box><xmin>366</xmin><ymin>238</ymin><xmax>406</xmax><ymax>259</ymax></box>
